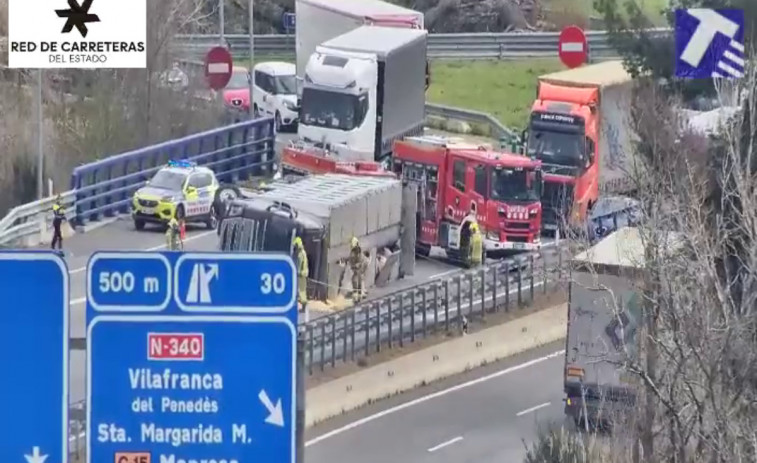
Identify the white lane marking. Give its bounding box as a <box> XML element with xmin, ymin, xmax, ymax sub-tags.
<box><xmin>428</xmin><ymin>269</ymin><xmax>458</xmax><ymax>279</ymax></box>
<box><xmin>427</xmin><ymin>436</ymin><xmax>463</xmax><ymax>453</ymax></box>
<box><xmin>516</xmin><ymin>402</ymin><xmax>551</xmax><ymax>417</ymax></box>
<box><xmin>67</xmin><ymin>230</ymin><xmax>217</xmax><ymax>275</ymax></box>
<box><xmin>305</xmin><ymin>350</ymin><xmax>565</xmax><ymax>447</ymax></box>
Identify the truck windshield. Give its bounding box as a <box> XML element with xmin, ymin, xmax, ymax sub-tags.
<box><xmin>300</xmin><ymin>88</ymin><xmax>368</xmax><ymax>131</ymax></box>
<box><xmin>490</xmin><ymin>168</ymin><xmax>539</xmax><ymax>202</ymax></box>
<box><xmin>149</xmin><ymin>170</ymin><xmax>187</xmax><ymax>191</ymax></box>
<box><xmin>527</xmin><ymin>130</ymin><xmax>587</xmax><ymax>168</ymax></box>
<box><xmin>273</xmin><ymin>75</ymin><xmax>297</xmax><ymax>95</ymax></box>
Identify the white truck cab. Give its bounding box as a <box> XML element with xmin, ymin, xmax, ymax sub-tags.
<box><xmin>297</xmin><ymin>26</ymin><xmax>427</xmax><ymax>163</ymax></box>
<box><xmin>299</xmin><ymin>50</ymin><xmax>377</xmax><ymax>161</ymax></box>
<box><xmin>252</xmin><ymin>61</ymin><xmax>299</xmax><ymax>131</ymax></box>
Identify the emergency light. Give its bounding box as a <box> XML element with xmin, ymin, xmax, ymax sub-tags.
<box><xmin>167</xmin><ymin>159</ymin><xmax>197</xmax><ymax>168</ymax></box>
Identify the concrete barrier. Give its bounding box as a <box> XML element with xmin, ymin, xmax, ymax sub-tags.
<box><xmin>305</xmin><ymin>303</ymin><xmax>567</xmax><ymax>427</ymax></box>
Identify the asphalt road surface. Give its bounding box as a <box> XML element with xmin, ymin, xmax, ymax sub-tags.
<box><xmin>305</xmin><ymin>342</ymin><xmax>568</xmax><ymax>463</ymax></box>
<box><xmin>37</xmin><ymin>216</ymin><xmax>462</xmax><ymax>407</ymax></box>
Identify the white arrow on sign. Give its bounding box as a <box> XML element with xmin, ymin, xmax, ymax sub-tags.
<box><xmin>186</xmin><ymin>263</ymin><xmax>219</xmax><ymax>303</ymax></box>
<box><xmin>258</xmin><ymin>389</ymin><xmax>285</xmax><ymax>427</ymax></box>
<box><xmin>24</xmin><ymin>447</ymin><xmax>48</xmax><ymax>463</ymax></box>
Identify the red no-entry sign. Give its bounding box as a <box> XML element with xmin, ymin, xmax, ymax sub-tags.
<box><xmin>558</xmin><ymin>26</ymin><xmax>588</xmax><ymax>69</ymax></box>
<box><xmin>204</xmin><ymin>46</ymin><xmax>233</xmax><ymax>90</ymax></box>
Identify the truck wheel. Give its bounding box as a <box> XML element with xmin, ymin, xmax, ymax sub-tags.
<box><xmin>215</xmin><ymin>186</ymin><xmax>240</xmax><ymax>209</ymax></box>
<box><xmin>134</xmin><ymin>219</ymin><xmax>145</xmax><ymax>231</ymax></box>
<box><xmin>416</xmin><ymin>244</ymin><xmax>431</xmax><ymax>257</ymax></box>
<box><xmin>206</xmin><ymin>206</ymin><xmax>219</xmax><ymax>229</ymax></box>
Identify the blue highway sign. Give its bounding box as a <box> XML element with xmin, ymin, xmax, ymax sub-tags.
<box><xmin>0</xmin><ymin>252</ymin><xmax>69</xmax><ymax>463</ymax></box>
<box><xmin>86</xmin><ymin>251</ymin><xmax>297</xmax><ymax>463</ymax></box>
<box><xmin>283</xmin><ymin>12</ymin><xmax>296</xmax><ymax>31</ymax></box>
<box><xmin>88</xmin><ymin>252</ymin><xmax>172</xmax><ymax>312</ymax></box>
<box><xmin>174</xmin><ymin>253</ymin><xmax>296</xmax><ymax>315</ymax></box>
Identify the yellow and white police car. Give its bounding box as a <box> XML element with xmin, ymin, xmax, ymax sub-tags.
<box><xmin>131</xmin><ymin>160</ymin><xmax>239</xmax><ymax>230</ymax></box>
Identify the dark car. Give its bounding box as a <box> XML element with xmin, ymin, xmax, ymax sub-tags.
<box><xmin>587</xmin><ymin>196</ymin><xmax>641</xmax><ymax>242</ymax></box>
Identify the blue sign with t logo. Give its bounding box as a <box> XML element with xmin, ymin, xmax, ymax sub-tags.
<box><xmin>675</xmin><ymin>8</ymin><xmax>745</xmax><ymax>78</ymax></box>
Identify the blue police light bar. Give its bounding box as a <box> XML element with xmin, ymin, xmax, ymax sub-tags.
<box><xmin>167</xmin><ymin>159</ymin><xmax>197</xmax><ymax>168</ymax></box>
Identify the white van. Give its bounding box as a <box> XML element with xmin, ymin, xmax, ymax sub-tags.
<box><xmin>252</xmin><ymin>61</ymin><xmax>299</xmax><ymax>131</ymax></box>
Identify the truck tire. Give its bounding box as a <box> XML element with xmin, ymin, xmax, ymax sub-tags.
<box><xmin>215</xmin><ymin>185</ymin><xmax>240</xmax><ymax>210</ymax></box>
<box><xmin>416</xmin><ymin>244</ymin><xmax>431</xmax><ymax>257</ymax></box>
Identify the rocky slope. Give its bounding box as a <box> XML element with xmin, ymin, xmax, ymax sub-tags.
<box><xmin>220</xmin><ymin>0</ymin><xmax>546</xmax><ymax>34</ymax></box>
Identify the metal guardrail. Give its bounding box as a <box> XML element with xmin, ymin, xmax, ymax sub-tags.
<box><xmin>67</xmin><ymin>244</ymin><xmax>570</xmax><ymax>456</ymax></box>
<box><xmin>69</xmin><ymin>118</ymin><xmax>276</xmax><ymax>225</ymax></box>
<box><xmin>426</xmin><ymin>102</ymin><xmax>517</xmax><ymax>141</ymax></box>
<box><xmin>0</xmin><ymin>191</ymin><xmax>76</xmax><ymax>247</ymax></box>
<box><xmin>301</xmin><ymin>245</ymin><xmax>568</xmax><ymax>371</ymax></box>
<box><xmin>172</xmin><ymin>29</ymin><xmax>671</xmax><ymax>60</ymax></box>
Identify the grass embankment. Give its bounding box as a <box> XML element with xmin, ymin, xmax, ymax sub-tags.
<box><xmin>427</xmin><ymin>58</ymin><xmax>564</xmax><ymax>131</ymax></box>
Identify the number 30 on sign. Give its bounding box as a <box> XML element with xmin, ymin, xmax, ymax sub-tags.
<box><xmin>148</xmin><ymin>333</ymin><xmax>204</xmax><ymax>360</ymax></box>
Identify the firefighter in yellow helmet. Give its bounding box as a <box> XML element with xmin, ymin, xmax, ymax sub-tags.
<box><xmin>348</xmin><ymin>236</ymin><xmax>367</xmax><ymax>302</ymax></box>
<box><xmin>294</xmin><ymin>236</ymin><xmax>309</xmax><ymax>313</ymax></box>
<box><xmin>469</xmin><ymin>221</ymin><xmax>484</xmax><ymax>268</ymax></box>
<box><xmin>165</xmin><ymin>208</ymin><xmax>182</xmax><ymax>251</ymax></box>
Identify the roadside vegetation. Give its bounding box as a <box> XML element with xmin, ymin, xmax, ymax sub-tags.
<box><xmin>427</xmin><ymin>58</ymin><xmax>563</xmax><ymax>130</ymax></box>
<box><xmin>0</xmin><ymin>0</ymin><xmax>223</xmax><ymax>216</ymax></box>
<box><xmin>524</xmin><ymin>0</ymin><xmax>757</xmax><ymax>462</ymax></box>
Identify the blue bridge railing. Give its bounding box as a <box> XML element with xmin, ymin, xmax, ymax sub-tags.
<box><xmin>70</xmin><ymin>118</ymin><xmax>275</xmax><ymax>224</ymax></box>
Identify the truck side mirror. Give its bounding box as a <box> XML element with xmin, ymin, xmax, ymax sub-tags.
<box><xmin>521</xmin><ymin>129</ymin><xmax>529</xmax><ymax>154</ymax></box>
<box><xmin>585</xmin><ymin>137</ymin><xmax>596</xmax><ymax>165</ymax></box>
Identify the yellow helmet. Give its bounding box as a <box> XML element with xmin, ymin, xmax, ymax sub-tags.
<box><xmin>293</xmin><ymin>236</ymin><xmax>303</xmax><ymax>248</ymax></box>
<box><xmin>350</xmin><ymin>236</ymin><xmax>359</xmax><ymax>249</ymax></box>
<box><xmin>470</xmin><ymin>222</ymin><xmax>479</xmax><ymax>233</ymax></box>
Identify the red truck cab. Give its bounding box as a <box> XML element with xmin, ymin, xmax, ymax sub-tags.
<box><xmin>526</xmin><ymin>61</ymin><xmax>633</xmax><ymax>232</ymax></box>
<box><xmin>393</xmin><ymin>136</ymin><xmax>543</xmax><ymax>260</ymax></box>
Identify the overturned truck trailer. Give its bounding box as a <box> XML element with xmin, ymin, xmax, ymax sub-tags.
<box><xmin>218</xmin><ymin>174</ymin><xmax>417</xmax><ymax>301</ymax></box>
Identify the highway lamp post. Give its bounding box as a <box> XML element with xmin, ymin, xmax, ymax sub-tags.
<box><xmin>219</xmin><ymin>0</ymin><xmax>225</xmax><ymax>45</ymax></box>
<box><xmin>36</xmin><ymin>69</ymin><xmax>44</xmax><ymax>200</ymax></box>
<box><xmin>248</xmin><ymin>0</ymin><xmax>255</xmax><ymax>120</ymax></box>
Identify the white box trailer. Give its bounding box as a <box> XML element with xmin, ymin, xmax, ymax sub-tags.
<box><xmin>258</xmin><ymin>174</ymin><xmax>414</xmax><ymax>299</ymax></box>
<box><xmin>295</xmin><ymin>0</ymin><xmax>424</xmax><ymax>94</ymax></box>
<box><xmin>564</xmin><ymin>227</ymin><xmax>683</xmax><ymax>427</ymax></box>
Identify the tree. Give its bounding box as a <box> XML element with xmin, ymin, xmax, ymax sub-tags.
<box><xmin>0</xmin><ymin>0</ymin><xmax>225</xmax><ymax>214</ymax></box>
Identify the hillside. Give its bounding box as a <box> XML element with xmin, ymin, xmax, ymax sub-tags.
<box><xmin>220</xmin><ymin>0</ymin><xmax>584</xmax><ymax>35</ymax></box>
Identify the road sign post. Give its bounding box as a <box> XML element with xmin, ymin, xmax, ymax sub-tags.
<box><xmin>86</xmin><ymin>252</ymin><xmax>298</xmax><ymax>463</ymax></box>
<box><xmin>205</xmin><ymin>46</ymin><xmax>234</xmax><ymax>90</ymax></box>
<box><xmin>0</xmin><ymin>252</ymin><xmax>69</xmax><ymax>463</ymax></box>
<box><xmin>558</xmin><ymin>25</ymin><xmax>588</xmax><ymax>68</ymax></box>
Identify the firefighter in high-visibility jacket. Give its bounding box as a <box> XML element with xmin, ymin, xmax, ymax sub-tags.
<box><xmin>294</xmin><ymin>237</ymin><xmax>309</xmax><ymax>311</ymax></box>
<box><xmin>469</xmin><ymin>221</ymin><xmax>484</xmax><ymax>267</ymax></box>
<box><xmin>349</xmin><ymin>237</ymin><xmax>369</xmax><ymax>302</ymax></box>
<box><xmin>51</xmin><ymin>195</ymin><xmax>66</xmax><ymax>251</ymax></box>
<box><xmin>166</xmin><ymin>214</ymin><xmax>181</xmax><ymax>251</ymax></box>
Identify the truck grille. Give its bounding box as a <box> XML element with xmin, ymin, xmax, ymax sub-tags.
<box><xmin>542</xmin><ymin>183</ymin><xmax>574</xmax><ymax>226</ymax></box>
<box><xmin>506</xmin><ymin>222</ymin><xmax>531</xmax><ymax>230</ymax></box>
<box><xmin>138</xmin><ymin>199</ymin><xmax>158</xmax><ymax>208</ymax></box>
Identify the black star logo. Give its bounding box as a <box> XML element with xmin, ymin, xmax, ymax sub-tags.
<box><xmin>55</xmin><ymin>0</ymin><xmax>100</xmax><ymax>38</ymax></box>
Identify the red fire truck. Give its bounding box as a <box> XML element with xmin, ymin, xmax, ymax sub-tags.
<box><xmin>392</xmin><ymin>136</ymin><xmax>544</xmax><ymax>261</ymax></box>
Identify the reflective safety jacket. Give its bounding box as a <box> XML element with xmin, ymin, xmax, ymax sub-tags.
<box><xmin>470</xmin><ymin>231</ymin><xmax>483</xmax><ymax>265</ymax></box>
<box><xmin>297</xmin><ymin>247</ymin><xmax>309</xmax><ymax>278</ymax></box>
